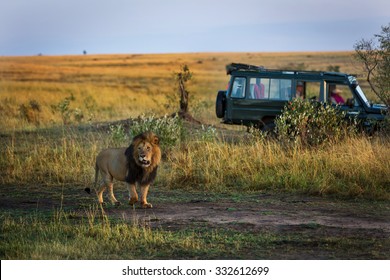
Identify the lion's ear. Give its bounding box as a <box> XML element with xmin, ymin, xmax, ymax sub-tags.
<box><xmin>153</xmin><ymin>135</ymin><xmax>160</xmax><ymax>145</ymax></box>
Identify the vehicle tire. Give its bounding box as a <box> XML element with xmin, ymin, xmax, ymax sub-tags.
<box><xmin>216</xmin><ymin>90</ymin><xmax>226</xmax><ymax>118</ymax></box>
<box><xmin>261</xmin><ymin>122</ymin><xmax>277</xmax><ymax>138</ymax></box>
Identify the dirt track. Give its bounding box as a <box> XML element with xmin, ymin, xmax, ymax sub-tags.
<box><xmin>105</xmin><ymin>191</ymin><xmax>390</xmax><ymax>234</ymax></box>
<box><xmin>1</xmin><ymin>185</ymin><xmax>389</xmax><ymax>234</ymax></box>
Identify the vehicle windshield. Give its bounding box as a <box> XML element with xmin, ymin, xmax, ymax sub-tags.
<box><xmin>355</xmin><ymin>85</ymin><xmax>370</xmax><ymax>107</ymax></box>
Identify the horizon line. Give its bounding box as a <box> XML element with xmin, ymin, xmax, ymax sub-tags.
<box><xmin>0</xmin><ymin>50</ymin><xmax>356</xmax><ymax>58</ymax></box>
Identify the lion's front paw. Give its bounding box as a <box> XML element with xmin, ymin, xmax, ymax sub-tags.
<box><xmin>129</xmin><ymin>197</ymin><xmax>138</xmax><ymax>205</ymax></box>
<box><xmin>141</xmin><ymin>202</ymin><xmax>153</xmax><ymax>209</ymax></box>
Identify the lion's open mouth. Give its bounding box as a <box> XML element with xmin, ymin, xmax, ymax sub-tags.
<box><xmin>139</xmin><ymin>158</ymin><xmax>151</xmax><ymax>167</ymax></box>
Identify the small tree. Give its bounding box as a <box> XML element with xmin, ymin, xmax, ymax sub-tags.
<box><xmin>172</xmin><ymin>64</ymin><xmax>200</xmax><ymax>123</ymax></box>
<box><xmin>354</xmin><ymin>23</ymin><xmax>390</xmax><ymax>106</ymax></box>
<box><xmin>175</xmin><ymin>64</ymin><xmax>192</xmax><ymax>115</ymax></box>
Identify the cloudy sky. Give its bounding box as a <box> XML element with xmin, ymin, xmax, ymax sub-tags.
<box><xmin>1</xmin><ymin>0</ymin><xmax>389</xmax><ymax>56</ymax></box>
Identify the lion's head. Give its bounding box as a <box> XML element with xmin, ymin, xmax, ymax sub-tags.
<box><xmin>132</xmin><ymin>131</ymin><xmax>161</xmax><ymax>170</ymax></box>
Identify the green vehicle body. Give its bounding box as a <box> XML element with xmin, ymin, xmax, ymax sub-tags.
<box><xmin>216</xmin><ymin>63</ymin><xmax>387</xmax><ymax>131</ymax></box>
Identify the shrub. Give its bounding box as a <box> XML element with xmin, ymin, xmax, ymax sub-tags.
<box><xmin>199</xmin><ymin>125</ymin><xmax>218</xmax><ymax>142</ymax></box>
<box><xmin>109</xmin><ymin>123</ymin><xmax>128</xmax><ymax>146</ymax></box>
<box><xmin>327</xmin><ymin>65</ymin><xmax>340</xmax><ymax>72</ymax></box>
<box><xmin>50</xmin><ymin>94</ymin><xmax>84</xmax><ymax>125</ymax></box>
<box><xmin>129</xmin><ymin>114</ymin><xmax>186</xmax><ymax>149</ymax></box>
<box><xmin>247</xmin><ymin>125</ymin><xmax>269</xmax><ymax>142</ymax></box>
<box><xmin>19</xmin><ymin>100</ymin><xmax>41</xmax><ymax>126</ymax></box>
<box><xmin>275</xmin><ymin>99</ymin><xmax>356</xmax><ymax>146</ymax></box>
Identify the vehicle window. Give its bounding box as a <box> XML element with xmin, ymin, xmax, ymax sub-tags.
<box><xmin>328</xmin><ymin>84</ymin><xmax>354</xmax><ymax>106</ymax></box>
<box><xmin>306</xmin><ymin>82</ymin><xmax>321</xmax><ymax>100</ymax></box>
<box><xmin>295</xmin><ymin>81</ymin><xmax>321</xmax><ymax>100</ymax></box>
<box><xmin>231</xmin><ymin>77</ymin><xmax>246</xmax><ymax>98</ymax></box>
<box><xmin>249</xmin><ymin>78</ymin><xmax>266</xmax><ymax>99</ymax></box>
<box><xmin>249</xmin><ymin>78</ymin><xmax>291</xmax><ymax>100</ymax></box>
<box><xmin>269</xmin><ymin>79</ymin><xmax>291</xmax><ymax>100</ymax></box>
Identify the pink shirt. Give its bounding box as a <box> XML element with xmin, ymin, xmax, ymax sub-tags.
<box><xmin>331</xmin><ymin>93</ymin><xmax>345</xmax><ymax>104</ymax></box>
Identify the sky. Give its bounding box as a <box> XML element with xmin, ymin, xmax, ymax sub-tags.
<box><xmin>0</xmin><ymin>0</ymin><xmax>389</xmax><ymax>56</ymax></box>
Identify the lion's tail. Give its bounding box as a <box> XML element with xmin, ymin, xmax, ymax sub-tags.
<box><xmin>85</xmin><ymin>162</ymin><xmax>99</xmax><ymax>194</ymax></box>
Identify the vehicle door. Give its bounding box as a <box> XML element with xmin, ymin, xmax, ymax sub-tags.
<box><xmin>326</xmin><ymin>83</ymin><xmax>365</xmax><ymax>120</ymax></box>
<box><xmin>226</xmin><ymin>76</ymin><xmax>248</xmax><ymax>124</ymax></box>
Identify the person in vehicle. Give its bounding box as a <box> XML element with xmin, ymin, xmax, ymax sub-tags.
<box><xmin>296</xmin><ymin>81</ymin><xmax>304</xmax><ymax>99</ymax></box>
<box><xmin>330</xmin><ymin>88</ymin><xmax>345</xmax><ymax>104</ymax></box>
<box><xmin>254</xmin><ymin>78</ymin><xmax>265</xmax><ymax>99</ymax></box>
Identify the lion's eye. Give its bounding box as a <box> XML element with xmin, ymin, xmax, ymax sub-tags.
<box><xmin>146</xmin><ymin>146</ymin><xmax>150</xmax><ymax>151</ymax></box>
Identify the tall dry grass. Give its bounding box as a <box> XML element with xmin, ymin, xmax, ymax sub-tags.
<box><xmin>164</xmin><ymin>137</ymin><xmax>390</xmax><ymax>199</ymax></box>
<box><xmin>2</xmin><ymin>127</ymin><xmax>387</xmax><ymax>199</ymax></box>
<box><xmin>2</xmin><ymin>129</ymin><xmax>103</xmax><ymax>186</ymax></box>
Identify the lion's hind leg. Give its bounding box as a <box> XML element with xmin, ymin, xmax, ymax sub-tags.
<box><xmin>107</xmin><ymin>183</ymin><xmax>121</xmax><ymax>206</ymax></box>
<box><xmin>97</xmin><ymin>173</ymin><xmax>113</xmax><ymax>205</ymax></box>
<box><xmin>97</xmin><ymin>182</ymin><xmax>107</xmax><ymax>205</ymax></box>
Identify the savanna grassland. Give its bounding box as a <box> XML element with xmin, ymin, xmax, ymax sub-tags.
<box><xmin>0</xmin><ymin>52</ymin><xmax>389</xmax><ymax>260</ymax></box>
<box><xmin>0</xmin><ymin>51</ymin><xmax>376</xmax><ymax>130</ymax></box>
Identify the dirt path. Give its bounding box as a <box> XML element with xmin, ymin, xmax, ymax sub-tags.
<box><xmin>106</xmin><ymin>192</ymin><xmax>390</xmax><ymax>234</ymax></box>
<box><xmin>1</xmin><ymin>185</ymin><xmax>388</xmax><ymax>233</ymax></box>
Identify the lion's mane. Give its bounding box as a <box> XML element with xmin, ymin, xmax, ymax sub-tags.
<box><xmin>124</xmin><ymin>131</ymin><xmax>161</xmax><ymax>186</ymax></box>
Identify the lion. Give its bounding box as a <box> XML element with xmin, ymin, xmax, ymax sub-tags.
<box><xmin>85</xmin><ymin>131</ymin><xmax>161</xmax><ymax>208</ymax></box>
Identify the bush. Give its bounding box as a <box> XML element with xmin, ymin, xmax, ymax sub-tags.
<box><xmin>129</xmin><ymin>114</ymin><xmax>186</xmax><ymax>149</ymax></box>
<box><xmin>109</xmin><ymin>123</ymin><xmax>128</xmax><ymax>146</ymax></box>
<box><xmin>275</xmin><ymin>99</ymin><xmax>356</xmax><ymax>146</ymax></box>
<box><xmin>199</xmin><ymin>125</ymin><xmax>218</xmax><ymax>142</ymax></box>
<box><xmin>19</xmin><ymin>100</ymin><xmax>41</xmax><ymax>126</ymax></box>
<box><xmin>50</xmin><ymin>94</ymin><xmax>84</xmax><ymax>125</ymax></box>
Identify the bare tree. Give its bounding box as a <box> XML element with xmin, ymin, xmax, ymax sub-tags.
<box><xmin>171</xmin><ymin>64</ymin><xmax>201</xmax><ymax>123</ymax></box>
<box><xmin>175</xmin><ymin>64</ymin><xmax>192</xmax><ymax>114</ymax></box>
<box><xmin>354</xmin><ymin>23</ymin><xmax>390</xmax><ymax>106</ymax></box>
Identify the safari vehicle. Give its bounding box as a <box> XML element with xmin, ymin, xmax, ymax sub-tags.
<box><xmin>216</xmin><ymin>63</ymin><xmax>387</xmax><ymax>132</ymax></box>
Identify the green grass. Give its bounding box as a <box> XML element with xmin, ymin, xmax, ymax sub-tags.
<box><xmin>1</xmin><ymin>209</ymin><xmax>387</xmax><ymax>259</ymax></box>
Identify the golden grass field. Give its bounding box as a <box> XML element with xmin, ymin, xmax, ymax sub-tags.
<box><xmin>0</xmin><ymin>51</ymin><xmax>374</xmax><ymax>131</ymax></box>
<box><xmin>0</xmin><ymin>51</ymin><xmax>389</xmax><ymax>199</ymax></box>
